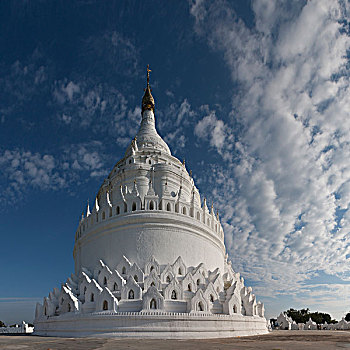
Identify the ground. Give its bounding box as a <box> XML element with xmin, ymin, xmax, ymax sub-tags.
<box><xmin>1</xmin><ymin>330</ymin><xmax>350</xmax><ymax>350</ymax></box>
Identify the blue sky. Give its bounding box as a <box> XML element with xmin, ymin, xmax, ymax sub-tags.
<box><xmin>1</xmin><ymin>0</ymin><xmax>350</xmax><ymax>324</ymax></box>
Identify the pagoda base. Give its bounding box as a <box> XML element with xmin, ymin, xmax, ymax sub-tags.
<box><xmin>34</xmin><ymin>312</ymin><xmax>268</xmax><ymax>338</ymax></box>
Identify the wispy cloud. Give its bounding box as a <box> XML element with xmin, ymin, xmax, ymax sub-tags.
<box><xmin>52</xmin><ymin>78</ymin><xmax>141</xmax><ymax>146</ymax></box>
<box><xmin>158</xmin><ymin>99</ymin><xmax>197</xmax><ymax>152</ymax></box>
<box><xmin>190</xmin><ymin>0</ymin><xmax>350</xmax><ymax>318</ymax></box>
<box><xmin>0</xmin><ymin>48</ymin><xmax>50</xmax><ymax>119</ymax></box>
<box><xmin>194</xmin><ymin>105</ymin><xmax>234</xmax><ymax>159</ymax></box>
<box><xmin>0</xmin><ymin>141</ymin><xmax>108</xmax><ymax>210</ymax></box>
<box><xmin>82</xmin><ymin>31</ymin><xmax>140</xmax><ymax>78</ymax></box>
<box><xmin>0</xmin><ymin>149</ymin><xmax>67</xmax><ymax>206</ymax></box>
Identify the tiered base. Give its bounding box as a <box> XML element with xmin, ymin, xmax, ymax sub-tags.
<box><xmin>34</xmin><ymin>312</ymin><xmax>268</xmax><ymax>338</ymax></box>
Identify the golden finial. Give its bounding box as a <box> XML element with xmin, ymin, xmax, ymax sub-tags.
<box><xmin>147</xmin><ymin>64</ymin><xmax>151</xmax><ymax>87</ymax></box>
<box><xmin>142</xmin><ymin>64</ymin><xmax>155</xmax><ymax>113</ymax></box>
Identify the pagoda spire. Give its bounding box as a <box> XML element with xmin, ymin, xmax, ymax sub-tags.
<box><xmin>142</xmin><ymin>64</ymin><xmax>155</xmax><ymax>113</ymax></box>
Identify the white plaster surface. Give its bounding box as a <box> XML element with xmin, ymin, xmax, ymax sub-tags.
<box><xmin>0</xmin><ymin>321</ymin><xmax>33</xmax><ymax>334</ymax></box>
<box><xmin>34</xmin><ymin>91</ymin><xmax>267</xmax><ymax>338</ymax></box>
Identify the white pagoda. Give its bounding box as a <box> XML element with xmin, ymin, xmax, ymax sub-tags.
<box><xmin>34</xmin><ymin>66</ymin><xmax>267</xmax><ymax>338</ymax></box>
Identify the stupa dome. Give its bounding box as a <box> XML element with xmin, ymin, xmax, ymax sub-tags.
<box><xmin>34</xmin><ymin>66</ymin><xmax>267</xmax><ymax>338</ymax></box>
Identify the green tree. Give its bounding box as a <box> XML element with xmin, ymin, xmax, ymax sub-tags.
<box><xmin>0</xmin><ymin>320</ymin><xmax>5</xmax><ymax>327</ymax></box>
<box><xmin>345</xmin><ymin>313</ymin><xmax>350</xmax><ymax>322</ymax></box>
<box><xmin>285</xmin><ymin>308</ymin><xmax>336</xmax><ymax>324</ymax></box>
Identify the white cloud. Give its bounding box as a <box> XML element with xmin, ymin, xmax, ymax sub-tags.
<box><xmin>160</xmin><ymin>99</ymin><xmax>196</xmax><ymax>152</ymax></box>
<box><xmin>194</xmin><ymin>107</ymin><xmax>234</xmax><ymax>159</ymax></box>
<box><xmin>0</xmin><ymin>141</ymin><xmax>108</xmax><ymax>209</ymax></box>
<box><xmin>0</xmin><ymin>48</ymin><xmax>50</xmax><ymax>118</ymax></box>
<box><xmin>0</xmin><ymin>150</ymin><xmax>66</xmax><ymax>206</ymax></box>
<box><xmin>195</xmin><ymin>112</ymin><xmax>225</xmax><ymax>150</ymax></box>
<box><xmin>63</xmin><ymin>141</ymin><xmax>107</xmax><ymax>176</ymax></box>
<box><xmin>53</xmin><ymin>78</ymin><xmax>141</xmax><ymax>144</ymax></box>
<box><xmin>61</xmin><ymin>114</ymin><xmax>72</xmax><ymax>124</ymax></box>
<box><xmin>190</xmin><ymin>0</ymin><xmax>350</xmax><ymax>318</ymax></box>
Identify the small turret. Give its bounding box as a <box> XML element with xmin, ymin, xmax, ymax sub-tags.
<box><xmin>95</xmin><ymin>197</ymin><xmax>99</xmax><ymax>212</ymax></box>
<box><xmin>86</xmin><ymin>201</ymin><xmax>91</xmax><ymax>217</ymax></box>
<box><xmin>132</xmin><ymin>179</ymin><xmax>139</xmax><ymax>196</ymax></box>
<box><xmin>147</xmin><ymin>179</ymin><xmax>155</xmax><ymax>196</ymax></box>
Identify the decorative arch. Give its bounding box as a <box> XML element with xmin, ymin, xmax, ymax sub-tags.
<box><xmin>121</xmin><ymin>275</ymin><xmax>141</xmax><ymax>300</ymax></box>
<box><xmin>172</xmin><ymin>256</ymin><xmax>187</xmax><ymax>277</ymax></box>
<box><xmin>150</xmin><ymin>298</ymin><xmax>157</xmax><ymax>309</ymax></box>
<box><xmin>190</xmin><ymin>289</ymin><xmax>209</xmax><ymax>312</ymax></box>
<box><xmin>182</xmin><ymin>207</ymin><xmax>187</xmax><ymax>215</ymax></box>
<box><xmin>167</xmin><ymin>202</ymin><xmax>171</xmax><ymax>211</ymax></box>
<box><xmin>103</xmin><ymin>300</ymin><xmax>108</xmax><ymax>310</ymax></box>
<box><xmin>182</xmin><ymin>271</ymin><xmax>197</xmax><ymax>294</ymax></box>
<box><xmin>142</xmin><ymin>286</ymin><xmax>164</xmax><ymax>311</ymax></box>
<box><xmin>145</xmin><ymin>256</ymin><xmax>160</xmax><ymax>275</ymax></box>
<box><xmin>198</xmin><ymin>301</ymin><xmax>204</xmax><ymax>311</ymax></box>
<box><xmin>164</xmin><ymin>279</ymin><xmax>183</xmax><ymax>300</ymax></box>
<box><xmin>102</xmin><ymin>212</ymin><xmax>105</xmax><ymax>220</ymax></box>
<box><xmin>149</xmin><ymin>201</ymin><xmax>154</xmax><ymax>210</ymax></box>
<box><xmin>128</xmin><ymin>262</ymin><xmax>144</xmax><ymax>284</ymax></box>
<box><xmin>144</xmin><ymin>269</ymin><xmax>161</xmax><ymax>290</ymax></box>
<box><xmin>132</xmin><ymin>202</ymin><xmax>136</xmax><ymax>211</ymax></box>
<box><xmin>116</xmin><ymin>206</ymin><xmax>120</xmax><ymax>215</ymax></box>
<box><xmin>204</xmin><ymin>282</ymin><xmax>219</xmax><ymax>306</ymax></box>
<box><xmin>160</xmin><ymin>264</ymin><xmax>175</xmax><ymax>283</ymax></box>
